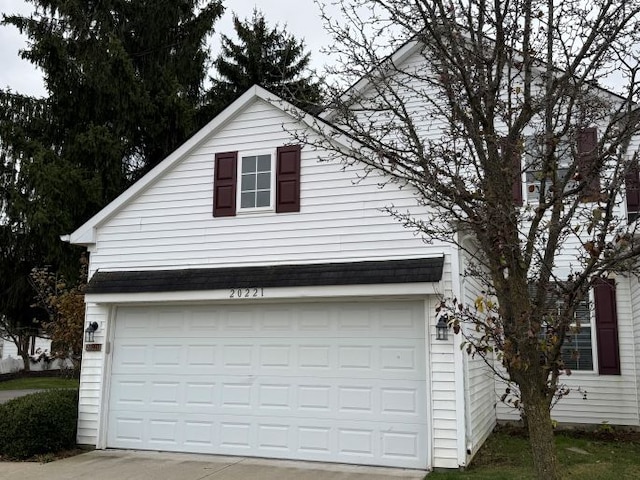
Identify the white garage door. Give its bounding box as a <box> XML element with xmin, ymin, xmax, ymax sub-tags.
<box><xmin>107</xmin><ymin>300</ymin><xmax>428</xmax><ymax>468</ymax></box>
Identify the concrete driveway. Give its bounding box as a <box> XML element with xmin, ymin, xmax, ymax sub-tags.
<box><xmin>0</xmin><ymin>450</ymin><xmax>428</xmax><ymax>480</ymax></box>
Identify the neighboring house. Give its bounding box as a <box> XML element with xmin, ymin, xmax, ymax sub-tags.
<box><xmin>66</xmin><ymin>44</ymin><xmax>640</xmax><ymax>471</ymax></box>
<box><xmin>0</xmin><ymin>337</ymin><xmax>62</xmax><ymax>374</ymax></box>
<box><xmin>0</xmin><ymin>337</ymin><xmax>51</xmax><ymax>360</ymax></box>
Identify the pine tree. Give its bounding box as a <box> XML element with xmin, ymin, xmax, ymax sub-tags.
<box><xmin>209</xmin><ymin>9</ymin><xmax>322</xmax><ymax>113</ymax></box>
<box><xmin>0</xmin><ymin>1</ymin><xmax>224</xmax><ymax>358</ymax></box>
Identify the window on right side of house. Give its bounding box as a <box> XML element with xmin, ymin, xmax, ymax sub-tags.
<box><xmin>524</xmin><ymin>136</ymin><xmax>576</xmax><ymax>203</ymax></box>
<box><xmin>531</xmin><ymin>278</ymin><xmax>621</xmax><ymax>374</ymax></box>
<box><xmin>625</xmin><ymin>158</ymin><xmax>640</xmax><ymax>222</ymax></box>
<box><xmin>524</xmin><ymin>129</ymin><xmax>600</xmax><ymax>203</ymax></box>
<box><xmin>531</xmin><ymin>283</ymin><xmax>594</xmax><ymax>371</ymax></box>
<box><xmin>560</xmin><ymin>295</ymin><xmax>594</xmax><ymax>371</ymax></box>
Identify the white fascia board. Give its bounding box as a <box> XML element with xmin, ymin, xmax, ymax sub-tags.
<box><xmin>67</xmin><ymin>85</ymin><xmax>277</xmax><ymax>246</ymax></box>
<box><xmin>85</xmin><ymin>282</ymin><xmax>439</xmax><ymax>305</ymax></box>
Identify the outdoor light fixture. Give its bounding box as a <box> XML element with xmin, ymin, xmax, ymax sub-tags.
<box><xmin>85</xmin><ymin>322</ymin><xmax>99</xmax><ymax>343</ymax></box>
<box><xmin>436</xmin><ymin>315</ymin><xmax>449</xmax><ymax>341</ymax></box>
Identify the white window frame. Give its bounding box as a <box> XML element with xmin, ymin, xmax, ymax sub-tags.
<box><xmin>524</xmin><ymin>136</ymin><xmax>578</xmax><ymax>203</ymax></box>
<box><xmin>560</xmin><ymin>290</ymin><xmax>597</xmax><ymax>373</ymax></box>
<box><xmin>236</xmin><ymin>149</ymin><xmax>276</xmax><ymax>214</ymax></box>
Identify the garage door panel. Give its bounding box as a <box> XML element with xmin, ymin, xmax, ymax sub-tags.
<box><xmin>115</xmin><ymin>303</ymin><xmax>423</xmax><ymax>339</ymax></box>
<box><xmin>112</xmin><ymin>338</ymin><xmax>424</xmax><ymax>379</ymax></box>
<box><xmin>108</xmin><ymin>301</ymin><xmax>428</xmax><ymax>469</ymax></box>
<box><xmin>110</xmin><ymin>374</ymin><xmax>425</xmax><ymax>423</ymax></box>
<box><xmin>107</xmin><ymin>411</ymin><xmax>427</xmax><ymax>468</ymax></box>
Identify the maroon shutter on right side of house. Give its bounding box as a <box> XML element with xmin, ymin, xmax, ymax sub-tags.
<box><xmin>577</xmin><ymin>127</ymin><xmax>600</xmax><ymax>200</ymax></box>
<box><xmin>499</xmin><ymin>137</ymin><xmax>523</xmax><ymax>205</ymax></box>
<box><xmin>276</xmin><ymin>145</ymin><xmax>301</xmax><ymax>213</ymax></box>
<box><xmin>511</xmin><ymin>141</ymin><xmax>523</xmax><ymax>205</ymax></box>
<box><xmin>625</xmin><ymin>159</ymin><xmax>640</xmax><ymax>217</ymax></box>
<box><xmin>213</xmin><ymin>151</ymin><xmax>237</xmax><ymax>217</ymax></box>
<box><xmin>593</xmin><ymin>278</ymin><xmax>621</xmax><ymax>375</ymax></box>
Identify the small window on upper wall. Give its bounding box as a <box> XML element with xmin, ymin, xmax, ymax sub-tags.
<box><xmin>240</xmin><ymin>153</ymin><xmax>273</xmax><ymax>210</ymax></box>
<box><xmin>212</xmin><ymin>145</ymin><xmax>301</xmax><ymax>217</ymax></box>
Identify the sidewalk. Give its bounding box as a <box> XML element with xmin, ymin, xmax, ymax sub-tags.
<box><xmin>0</xmin><ymin>389</ymin><xmax>44</xmax><ymax>404</ymax></box>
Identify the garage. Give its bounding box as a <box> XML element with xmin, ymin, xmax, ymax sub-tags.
<box><xmin>106</xmin><ymin>300</ymin><xmax>428</xmax><ymax>468</ymax></box>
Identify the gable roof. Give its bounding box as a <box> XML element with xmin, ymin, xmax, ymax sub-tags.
<box><xmin>65</xmin><ymin>85</ymin><xmax>361</xmax><ymax>246</ymax></box>
<box><xmin>319</xmin><ymin>32</ymin><xmax>633</xmax><ymax>123</ymax></box>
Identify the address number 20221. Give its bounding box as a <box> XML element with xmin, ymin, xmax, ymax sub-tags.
<box><xmin>229</xmin><ymin>287</ymin><xmax>264</xmax><ymax>299</ymax></box>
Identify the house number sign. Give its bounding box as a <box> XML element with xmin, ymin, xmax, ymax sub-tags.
<box><xmin>229</xmin><ymin>287</ymin><xmax>265</xmax><ymax>298</ymax></box>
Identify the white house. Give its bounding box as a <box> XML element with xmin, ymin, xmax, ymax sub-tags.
<box><xmin>66</xmin><ymin>43</ymin><xmax>640</xmax><ymax>471</ymax></box>
<box><xmin>0</xmin><ymin>337</ymin><xmax>51</xmax><ymax>360</ymax></box>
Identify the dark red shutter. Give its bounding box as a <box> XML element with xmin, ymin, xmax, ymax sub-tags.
<box><xmin>577</xmin><ymin>128</ymin><xmax>600</xmax><ymax>200</ymax></box>
<box><xmin>213</xmin><ymin>151</ymin><xmax>237</xmax><ymax>217</ymax></box>
<box><xmin>625</xmin><ymin>160</ymin><xmax>640</xmax><ymax>217</ymax></box>
<box><xmin>499</xmin><ymin>137</ymin><xmax>523</xmax><ymax>205</ymax></box>
<box><xmin>510</xmin><ymin>141</ymin><xmax>523</xmax><ymax>205</ymax></box>
<box><xmin>593</xmin><ymin>278</ymin><xmax>621</xmax><ymax>375</ymax></box>
<box><xmin>276</xmin><ymin>145</ymin><xmax>301</xmax><ymax>213</ymax></box>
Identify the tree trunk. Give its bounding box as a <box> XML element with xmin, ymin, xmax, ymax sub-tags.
<box><xmin>521</xmin><ymin>382</ymin><xmax>559</xmax><ymax>480</ymax></box>
<box><xmin>18</xmin><ymin>335</ymin><xmax>31</xmax><ymax>372</ymax></box>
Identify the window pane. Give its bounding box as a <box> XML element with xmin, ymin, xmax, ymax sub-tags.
<box><xmin>256</xmin><ymin>191</ymin><xmax>270</xmax><ymax>207</ymax></box>
<box><xmin>241</xmin><ymin>174</ymin><xmax>256</xmax><ymax>191</ymax></box>
<box><xmin>257</xmin><ymin>155</ymin><xmax>271</xmax><ymax>172</ymax></box>
<box><xmin>256</xmin><ymin>172</ymin><xmax>270</xmax><ymax>190</ymax></box>
<box><xmin>562</xmin><ymin>327</ymin><xmax>593</xmax><ymax>371</ymax></box>
<box><xmin>242</xmin><ymin>156</ymin><xmax>256</xmax><ymax>173</ymax></box>
<box><xmin>241</xmin><ymin>192</ymin><xmax>255</xmax><ymax>208</ymax></box>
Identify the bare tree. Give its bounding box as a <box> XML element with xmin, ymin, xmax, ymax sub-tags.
<box><xmin>308</xmin><ymin>1</ymin><xmax>640</xmax><ymax>478</ymax></box>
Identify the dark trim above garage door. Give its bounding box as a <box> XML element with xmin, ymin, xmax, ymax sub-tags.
<box><xmin>86</xmin><ymin>257</ymin><xmax>444</xmax><ymax>294</ymax></box>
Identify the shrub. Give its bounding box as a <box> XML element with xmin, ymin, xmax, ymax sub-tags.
<box><xmin>0</xmin><ymin>389</ymin><xmax>78</xmax><ymax>459</ymax></box>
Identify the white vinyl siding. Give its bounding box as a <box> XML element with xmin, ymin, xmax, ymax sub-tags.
<box><xmin>460</xmin><ymin>246</ymin><xmax>496</xmax><ymax>461</ymax></box>
<box><xmin>428</xmin><ymin>257</ymin><xmax>463</xmax><ymax>469</ymax></box>
<box><xmin>631</xmin><ymin>276</ymin><xmax>640</xmax><ymax>422</ymax></box>
<box><xmin>77</xmin><ymin>303</ymin><xmax>111</xmax><ymax>446</ymax></box>
<box><xmin>88</xmin><ymin>98</ymin><xmax>446</xmax><ymax>274</ymax></box>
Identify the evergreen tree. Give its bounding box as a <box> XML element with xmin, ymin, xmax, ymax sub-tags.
<box><xmin>209</xmin><ymin>9</ymin><xmax>322</xmax><ymax>113</ymax></box>
<box><xmin>0</xmin><ymin>1</ymin><xmax>224</xmax><ymax>355</ymax></box>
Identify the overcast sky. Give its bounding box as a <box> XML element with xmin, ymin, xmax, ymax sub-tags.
<box><xmin>0</xmin><ymin>0</ymin><xmax>335</xmax><ymax>98</ymax></box>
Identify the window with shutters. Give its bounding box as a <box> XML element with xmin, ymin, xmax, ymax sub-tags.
<box><xmin>213</xmin><ymin>145</ymin><xmax>301</xmax><ymax>217</ymax></box>
<box><xmin>239</xmin><ymin>152</ymin><xmax>274</xmax><ymax>211</ymax></box>
<box><xmin>524</xmin><ymin>128</ymin><xmax>599</xmax><ymax>203</ymax></box>
<box><xmin>531</xmin><ymin>278</ymin><xmax>620</xmax><ymax>374</ymax></box>
<box><xmin>531</xmin><ymin>284</ymin><xmax>593</xmax><ymax>371</ymax></box>
<box><xmin>524</xmin><ymin>136</ymin><xmax>578</xmax><ymax>202</ymax></box>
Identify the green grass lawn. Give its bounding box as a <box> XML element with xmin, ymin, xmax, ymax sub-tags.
<box><xmin>429</xmin><ymin>429</ymin><xmax>640</xmax><ymax>480</ymax></box>
<box><xmin>0</xmin><ymin>377</ymin><xmax>79</xmax><ymax>391</ymax></box>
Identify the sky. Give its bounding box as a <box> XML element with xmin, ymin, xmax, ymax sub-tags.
<box><xmin>0</xmin><ymin>0</ymin><xmax>336</xmax><ymax>98</ymax></box>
